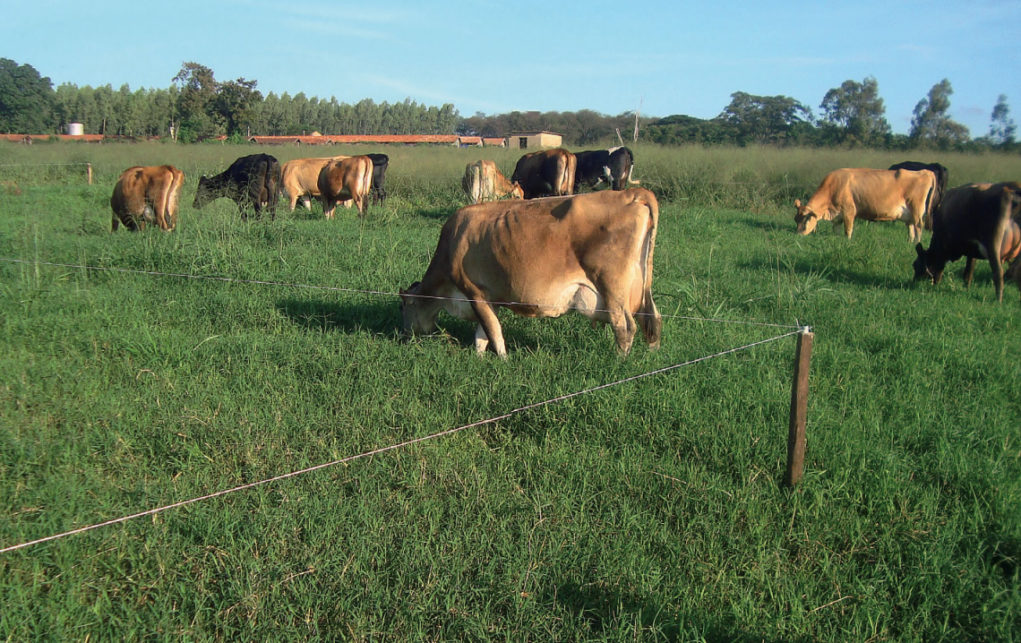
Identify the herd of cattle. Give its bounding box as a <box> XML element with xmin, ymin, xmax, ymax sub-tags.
<box><xmin>106</xmin><ymin>149</ymin><xmax>1019</xmax><ymax>355</ymax></box>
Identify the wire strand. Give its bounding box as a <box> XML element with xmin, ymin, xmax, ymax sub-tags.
<box><xmin>0</xmin><ymin>257</ymin><xmax>801</xmax><ymax>330</ymax></box>
<box><xmin>0</xmin><ymin>329</ymin><xmax>798</xmax><ymax>555</ymax></box>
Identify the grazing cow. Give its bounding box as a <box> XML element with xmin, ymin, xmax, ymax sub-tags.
<box><xmin>194</xmin><ymin>154</ymin><xmax>281</xmax><ymax>220</ymax></box>
<box><xmin>574</xmin><ymin>146</ymin><xmax>638</xmax><ymax>192</ymax></box>
<box><xmin>281</xmin><ymin>156</ymin><xmax>350</xmax><ymax>211</ymax></box>
<box><xmin>888</xmin><ymin>160</ymin><xmax>950</xmax><ymax>228</ymax></box>
<box><xmin>794</xmin><ymin>167</ymin><xmax>936</xmax><ymax>242</ymax></box>
<box><xmin>400</xmin><ymin>188</ymin><xmax>662</xmax><ymax>357</ymax></box>
<box><xmin>110</xmin><ymin>165</ymin><xmax>185</xmax><ymax>232</ymax></box>
<box><xmin>462</xmin><ymin>160</ymin><xmax>524</xmax><ymax>204</ymax></box>
<box><xmin>913</xmin><ymin>182</ymin><xmax>1021</xmax><ymax>302</ymax></box>
<box><xmin>317</xmin><ymin>155</ymin><xmax>373</xmax><ymax>218</ymax></box>
<box><xmin>366</xmin><ymin>153</ymin><xmax>390</xmax><ymax>206</ymax></box>
<box><xmin>510</xmin><ymin>148</ymin><xmax>577</xmax><ymax>199</ymax></box>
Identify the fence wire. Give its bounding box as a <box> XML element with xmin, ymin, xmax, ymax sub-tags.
<box><xmin>0</xmin><ymin>329</ymin><xmax>799</xmax><ymax>555</ymax></box>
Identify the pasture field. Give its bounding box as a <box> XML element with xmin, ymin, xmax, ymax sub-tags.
<box><xmin>0</xmin><ymin>142</ymin><xmax>1019</xmax><ymax>640</ymax></box>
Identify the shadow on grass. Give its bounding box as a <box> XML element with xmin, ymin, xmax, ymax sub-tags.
<box><xmin>549</xmin><ymin>581</ymin><xmax>797</xmax><ymax>642</ymax></box>
<box><xmin>738</xmin><ymin>257</ymin><xmax>916</xmax><ymax>290</ymax></box>
<box><xmin>276</xmin><ymin>297</ymin><xmax>401</xmax><ymax>335</ymax></box>
<box><xmin>277</xmin><ymin>297</ymin><xmax>568</xmax><ymax>356</ymax></box>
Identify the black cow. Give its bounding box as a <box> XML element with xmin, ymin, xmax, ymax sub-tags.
<box><xmin>888</xmin><ymin>161</ymin><xmax>949</xmax><ymax>228</ymax></box>
<box><xmin>366</xmin><ymin>153</ymin><xmax>389</xmax><ymax>206</ymax></box>
<box><xmin>574</xmin><ymin>146</ymin><xmax>636</xmax><ymax>192</ymax></box>
<box><xmin>913</xmin><ymin>181</ymin><xmax>1021</xmax><ymax>302</ymax></box>
<box><xmin>194</xmin><ymin>154</ymin><xmax>281</xmax><ymax>220</ymax></box>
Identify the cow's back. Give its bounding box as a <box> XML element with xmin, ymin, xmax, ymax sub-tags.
<box><xmin>442</xmin><ymin>189</ymin><xmax>658</xmax><ymax>307</ymax></box>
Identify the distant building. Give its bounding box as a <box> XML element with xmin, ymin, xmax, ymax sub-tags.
<box><xmin>508</xmin><ymin>131</ymin><xmax>563</xmax><ymax>149</ymax></box>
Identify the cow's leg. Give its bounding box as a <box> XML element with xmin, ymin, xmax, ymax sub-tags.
<box><xmin>473</xmin><ymin>325</ymin><xmax>490</xmax><ymax>353</ymax></box>
<box><xmin>962</xmin><ymin>257</ymin><xmax>977</xmax><ymax>287</ymax></box>
<box><xmin>608</xmin><ymin>306</ymin><xmax>638</xmax><ymax>355</ymax></box>
<box><xmin>468</xmin><ymin>298</ymin><xmax>506</xmax><ymax>357</ymax></box>
<box><xmin>841</xmin><ymin>217</ymin><xmax>855</xmax><ymax>239</ymax></box>
<box><xmin>600</xmin><ymin>285</ymin><xmax>638</xmax><ymax>354</ymax></box>
<box><xmin>112</xmin><ymin>213</ymin><xmax>119</xmax><ymax>232</ymax></box>
<box><xmin>988</xmin><ymin>252</ymin><xmax>1005</xmax><ymax>302</ymax></box>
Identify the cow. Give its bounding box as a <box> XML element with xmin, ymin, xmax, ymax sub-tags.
<box><xmin>913</xmin><ymin>182</ymin><xmax>1021</xmax><ymax>302</ymax></box>
<box><xmin>510</xmin><ymin>148</ymin><xmax>577</xmax><ymax>199</ymax></box>
<box><xmin>461</xmin><ymin>159</ymin><xmax>524</xmax><ymax>204</ymax></box>
<box><xmin>281</xmin><ymin>156</ymin><xmax>349</xmax><ymax>211</ymax></box>
<box><xmin>366</xmin><ymin>153</ymin><xmax>390</xmax><ymax>206</ymax></box>
<box><xmin>399</xmin><ymin>188</ymin><xmax>662</xmax><ymax>357</ymax></box>
<box><xmin>794</xmin><ymin>167</ymin><xmax>936</xmax><ymax>242</ymax></box>
<box><xmin>574</xmin><ymin>146</ymin><xmax>638</xmax><ymax>192</ymax></box>
<box><xmin>317</xmin><ymin>155</ymin><xmax>373</xmax><ymax>218</ymax></box>
<box><xmin>110</xmin><ymin>165</ymin><xmax>185</xmax><ymax>232</ymax></box>
<box><xmin>194</xmin><ymin>154</ymin><xmax>281</xmax><ymax>220</ymax></box>
<box><xmin>888</xmin><ymin>160</ymin><xmax>950</xmax><ymax>229</ymax></box>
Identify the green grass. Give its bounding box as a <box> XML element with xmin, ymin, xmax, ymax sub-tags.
<box><xmin>0</xmin><ymin>143</ymin><xmax>1019</xmax><ymax>640</ymax></box>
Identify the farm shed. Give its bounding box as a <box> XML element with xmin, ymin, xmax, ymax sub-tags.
<box><xmin>508</xmin><ymin>131</ymin><xmax>563</xmax><ymax>149</ymax></box>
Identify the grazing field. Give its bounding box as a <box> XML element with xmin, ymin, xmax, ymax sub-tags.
<box><xmin>1</xmin><ymin>142</ymin><xmax>1019</xmax><ymax>640</ymax></box>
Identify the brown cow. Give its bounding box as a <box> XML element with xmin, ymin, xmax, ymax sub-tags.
<box><xmin>794</xmin><ymin>168</ymin><xmax>936</xmax><ymax>242</ymax></box>
<box><xmin>462</xmin><ymin>160</ymin><xmax>524</xmax><ymax>204</ymax></box>
<box><xmin>510</xmin><ymin>148</ymin><xmax>577</xmax><ymax>199</ymax></box>
<box><xmin>110</xmin><ymin>165</ymin><xmax>185</xmax><ymax>231</ymax></box>
<box><xmin>281</xmin><ymin>156</ymin><xmax>350</xmax><ymax>211</ymax></box>
<box><xmin>400</xmin><ymin>188</ymin><xmax>661</xmax><ymax>357</ymax></box>
<box><xmin>317</xmin><ymin>155</ymin><xmax>373</xmax><ymax>218</ymax></box>
<box><xmin>913</xmin><ymin>182</ymin><xmax>1021</xmax><ymax>302</ymax></box>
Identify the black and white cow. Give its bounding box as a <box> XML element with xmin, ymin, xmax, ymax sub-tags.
<box><xmin>574</xmin><ymin>146</ymin><xmax>637</xmax><ymax>192</ymax></box>
<box><xmin>194</xmin><ymin>153</ymin><xmax>281</xmax><ymax>220</ymax></box>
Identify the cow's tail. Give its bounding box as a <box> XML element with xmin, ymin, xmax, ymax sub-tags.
<box><xmin>635</xmin><ymin>189</ymin><xmax>661</xmax><ymax>349</ymax></box>
<box><xmin>163</xmin><ymin>166</ymin><xmax>184</xmax><ymax>230</ymax></box>
<box><xmin>565</xmin><ymin>152</ymin><xmax>577</xmax><ymax>195</ymax></box>
<box><xmin>462</xmin><ymin>163</ymin><xmax>478</xmax><ymax>203</ymax></box>
<box><xmin>627</xmin><ymin>162</ymin><xmax>641</xmax><ymax>185</ymax></box>
<box><xmin>359</xmin><ymin>156</ymin><xmax>373</xmax><ymax>215</ymax></box>
<box><xmin>922</xmin><ymin>171</ymin><xmax>936</xmax><ymax>230</ymax></box>
<box><xmin>557</xmin><ymin>151</ymin><xmax>577</xmax><ymax>196</ymax></box>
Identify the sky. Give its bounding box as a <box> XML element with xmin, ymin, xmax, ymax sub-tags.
<box><xmin>3</xmin><ymin>0</ymin><xmax>1019</xmax><ymax>136</ymax></box>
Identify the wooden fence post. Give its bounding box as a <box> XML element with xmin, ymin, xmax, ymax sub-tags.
<box><xmin>784</xmin><ymin>326</ymin><xmax>813</xmax><ymax>488</ymax></box>
<box><xmin>86</xmin><ymin>163</ymin><xmax>93</xmax><ymax>185</ymax></box>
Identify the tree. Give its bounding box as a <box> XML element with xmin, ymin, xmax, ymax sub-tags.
<box><xmin>819</xmin><ymin>76</ymin><xmax>890</xmax><ymax>147</ymax></box>
<box><xmin>172</xmin><ymin>62</ymin><xmax>218</xmax><ymax>140</ymax></box>
<box><xmin>212</xmin><ymin>77</ymin><xmax>262</xmax><ymax>137</ymax></box>
<box><xmin>718</xmin><ymin>92</ymin><xmax>813</xmax><ymax>146</ymax></box>
<box><xmin>0</xmin><ymin>58</ymin><xmax>55</xmax><ymax>133</ymax></box>
<box><xmin>909</xmin><ymin>79</ymin><xmax>969</xmax><ymax>149</ymax></box>
<box><xmin>989</xmin><ymin>94</ymin><xmax>1016</xmax><ymax>147</ymax></box>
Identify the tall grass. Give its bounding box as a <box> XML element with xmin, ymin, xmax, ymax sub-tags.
<box><xmin>0</xmin><ymin>142</ymin><xmax>1018</xmax><ymax>640</ymax></box>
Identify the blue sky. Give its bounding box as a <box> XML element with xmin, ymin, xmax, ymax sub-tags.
<box><xmin>4</xmin><ymin>0</ymin><xmax>1018</xmax><ymax>136</ymax></box>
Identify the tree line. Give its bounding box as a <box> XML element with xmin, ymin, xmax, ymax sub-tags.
<box><xmin>1</xmin><ymin>58</ymin><xmax>1015</xmax><ymax>151</ymax></box>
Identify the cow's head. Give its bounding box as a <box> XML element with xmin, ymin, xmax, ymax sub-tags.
<box><xmin>508</xmin><ymin>182</ymin><xmax>525</xmax><ymax>200</ymax></box>
<box><xmin>793</xmin><ymin>199</ymin><xmax>820</xmax><ymax>235</ymax></box>
<box><xmin>399</xmin><ymin>282</ymin><xmax>438</xmax><ymax>335</ymax></box>
<box><xmin>193</xmin><ymin>176</ymin><xmax>213</xmax><ymax>209</ymax></box>
<box><xmin>913</xmin><ymin>243</ymin><xmax>944</xmax><ymax>284</ymax></box>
